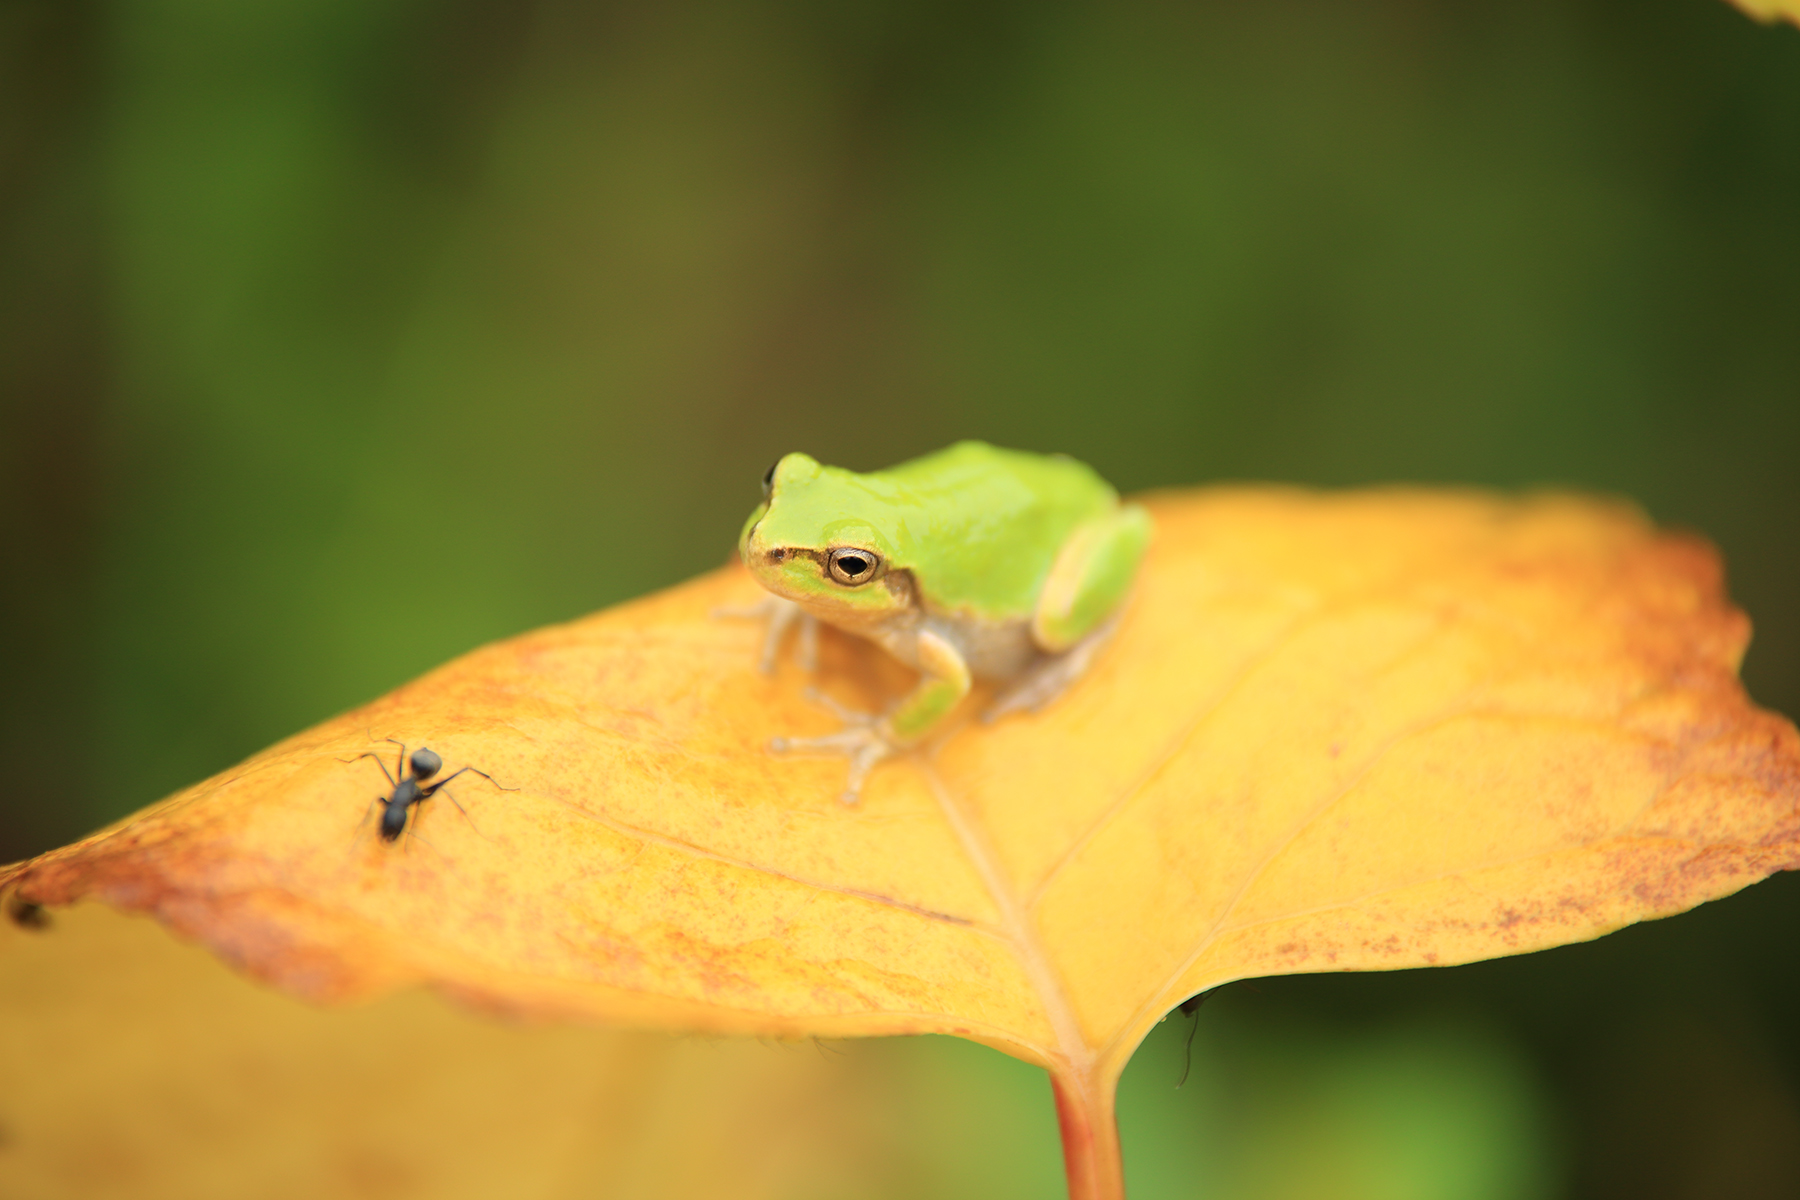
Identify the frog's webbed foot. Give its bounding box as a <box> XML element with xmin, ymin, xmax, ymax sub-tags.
<box><xmin>985</xmin><ymin>614</ymin><xmax>1121</xmax><ymax>723</ymax></box>
<box><xmin>713</xmin><ymin>594</ymin><xmax>819</xmax><ymax>674</ymax></box>
<box><xmin>771</xmin><ymin>689</ymin><xmax>896</xmax><ymax>804</ymax></box>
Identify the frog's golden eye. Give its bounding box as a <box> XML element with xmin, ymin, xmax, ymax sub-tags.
<box><xmin>761</xmin><ymin>459</ymin><xmax>780</xmax><ymax>499</ymax></box>
<box><xmin>827</xmin><ymin>547</ymin><xmax>880</xmax><ymax>586</ymax></box>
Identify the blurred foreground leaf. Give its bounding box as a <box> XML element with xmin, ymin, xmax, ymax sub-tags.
<box><xmin>0</xmin><ymin>904</ymin><xmax>908</xmax><ymax>1200</ymax></box>
<box><xmin>6</xmin><ymin>487</ymin><xmax>1798</xmax><ymax>1198</ymax></box>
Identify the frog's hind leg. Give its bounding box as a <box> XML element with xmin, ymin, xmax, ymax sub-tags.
<box><xmin>984</xmin><ymin>613</ymin><xmax>1121</xmax><ymax>722</ymax></box>
<box><xmin>1030</xmin><ymin>502</ymin><xmax>1152</xmax><ymax>653</ymax></box>
<box><xmin>985</xmin><ymin>502</ymin><xmax>1150</xmax><ymax>722</ymax></box>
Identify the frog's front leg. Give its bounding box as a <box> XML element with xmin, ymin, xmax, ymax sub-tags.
<box><xmin>773</xmin><ymin>628</ymin><xmax>971</xmax><ymax>804</ymax></box>
<box><xmin>715</xmin><ymin>594</ymin><xmax>819</xmax><ymax>674</ymax></box>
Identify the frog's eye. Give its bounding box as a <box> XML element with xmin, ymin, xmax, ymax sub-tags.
<box><xmin>761</xmin><ymin>459</ymin><xmax>780</xmax><ymax>499</ymax></box>
<box><xmin>827</xmin><ymin>547</ymin><xmax>881</xmax><ymax>586</ymax></box>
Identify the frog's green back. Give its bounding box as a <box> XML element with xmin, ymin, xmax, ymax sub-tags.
<box><xmin>873</xmin><ymin>441</ymin><xmax>1119</xmax><ymax>617</ymax></box>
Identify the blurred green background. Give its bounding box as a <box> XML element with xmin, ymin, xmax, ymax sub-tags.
<box><xmin>3</xmin><ymin>0</ymin><xmax>1797</xmax><ymax>1196</ymax></box>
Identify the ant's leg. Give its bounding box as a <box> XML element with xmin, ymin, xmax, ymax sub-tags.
<box><xmin>392</xmin><ymin>796</ymin><xmax>453</xmax><ymax>859</ymax></box>
<box><xmin>428</xmin><ymin>767</ymin><xmax>512</xmax><ymax>836</ymax></box>
<box><xmin>400</xmin><ymin>821</ymin><xmax>443</xmax><ymax>857</ymax></box>
<box><xmin>345</xmin><ymin>752</ymin><xmax>399</xmax><ymax>788</ymax></box>
<box><xmin>340</xmin><ymin>798</ymin><xmax>384</xmax><ymax>862</ymax></box>
<box><xmin>436</xmin><ymin>766</ymin><xmax>520</xmax><ymax>792</ymax></box>
<box><xmin>429</xmin><ymin>784</ymin><xmax>482</xmax><ymax>836</ymax></box>
<box><xmin>384</xmin><ymin>737</ymin><xmax>409</xmax><ymax>781</ymax></box>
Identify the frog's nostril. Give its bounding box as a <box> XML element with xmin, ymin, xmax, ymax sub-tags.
<box><xmin>768</xmin><ymin>548</ymin><xmax>786</xmax><ymax>561</ymax></box>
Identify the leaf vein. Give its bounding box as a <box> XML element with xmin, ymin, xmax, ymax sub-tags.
<box><xmin>546</xmin><ymin>796</ymin><xmax>997</xmax><ymax>933</ymax></box>
<box><xmin>922</xmin><ymin>764</ymin><xmax>1095</xmax><ymax>1072</ymax></box>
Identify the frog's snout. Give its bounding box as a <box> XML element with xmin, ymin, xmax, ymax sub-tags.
<box><xmin>750</xmin><ymin>542</ymin><xmax>793</xmax><ymax>576</ymax></box>
<box><xmin>739</xmin><ymin>521</ymin><xmax>791</xmax><ymax>581</ymax></box>
<box><xmin>737</xmin><ymin>501</ymin><xmax>771</xmax><ymax>561</ymax></box>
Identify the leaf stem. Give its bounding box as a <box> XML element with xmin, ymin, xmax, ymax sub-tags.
<box><xmin>1051</xmin><ymin>1067</ymin><xmax>1124</xmax><ymax>1200</ymax></box>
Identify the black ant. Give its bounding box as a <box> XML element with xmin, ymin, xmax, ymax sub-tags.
<box><xmin>345</xmin><ymin>739</ymin><xmax>513</xmax><ymax>843</ymax></box>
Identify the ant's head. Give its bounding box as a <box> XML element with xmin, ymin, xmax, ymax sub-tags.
<box><xmin>409</xmin><ymin>748</ymin><xmax>443</xmax><ymax>780</ymax></box>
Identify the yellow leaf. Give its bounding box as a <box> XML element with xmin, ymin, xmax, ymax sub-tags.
<box><xmin>1725</xmin><ymin>0</ymin><xmax>1800</xmax><ymax>25</ymax></box>
<box><xmin>0</xmin><ymin>903</ymin><xmax>909</xmax><ymax>1200</ymax></box>
<box><xmin>6</xmin><ymin>488</ymin><xmax>1798</xmax><ymax>1199</ymax></box>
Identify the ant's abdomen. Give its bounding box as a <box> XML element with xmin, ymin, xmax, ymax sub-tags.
<box><xmin>379</xmin><ymin>804</ymin><xmax>409</xmax><ymax>841</ymax></box>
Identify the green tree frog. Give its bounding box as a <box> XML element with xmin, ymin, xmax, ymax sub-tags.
<box><xmin>735</xmin><ymin>440</ymin><xmax>1152</xmax><ymax>802</ymax></box>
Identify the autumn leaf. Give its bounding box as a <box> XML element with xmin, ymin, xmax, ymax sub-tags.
<box><xmin>0</xmin><ymin>902</ymin><xmax>923</xmax><ymax>1200</ymax></box>
<box><xmin>1724</xmin><ymin>0</ymin><xmax>1800</xmax><ymax>25</ymax></box>
<box><xmin>5</xmin><ymin>487</ymin><xmax>1798</xmax><ymax>1200</ymax></box>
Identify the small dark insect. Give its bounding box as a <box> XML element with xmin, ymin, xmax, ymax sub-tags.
<box><xmin>1174</xmin><ymin>987</ymin><xmax>1219</xmax><ymax>1089</ymax></box>
<box><xmin>347</xmin><ymin>739</ymin><xmax>513</xmax><ymax>843</ymax></box>
<box><xmin>6</xmin><ymin>896</ymin><xmax>49</xmax><ymax>931</ymax></box>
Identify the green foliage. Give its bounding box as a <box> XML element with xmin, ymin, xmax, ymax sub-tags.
<box><xmin>71</xmin><ymin>0</ymin><xmax>1799</xmax><ymax>830</ymax></box>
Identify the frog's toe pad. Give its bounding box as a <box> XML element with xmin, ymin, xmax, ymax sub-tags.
<box><xmin>769</xmin><ymin>725</ymin><xmax>896</xmax><ymax>804</ymax></box>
